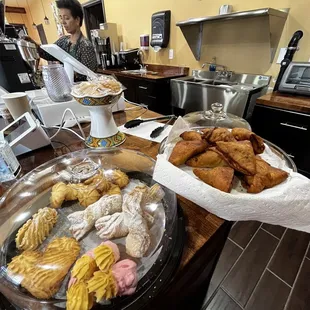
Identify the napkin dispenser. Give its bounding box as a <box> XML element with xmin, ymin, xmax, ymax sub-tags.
<box><xmin>279</xmin><ymin>62</ymin><xmax>310</xmax><ymax>96</ymax></box>
<box><xmin>150</xmin><ymin>10</ymin><xmax>171</xmax><ymax>49</ymax></box>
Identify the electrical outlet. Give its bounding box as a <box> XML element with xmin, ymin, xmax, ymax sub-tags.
<box><xmin>169</xmin><ymin>49</ymin><xmax>174</xmax><ymax>60</ymax></box>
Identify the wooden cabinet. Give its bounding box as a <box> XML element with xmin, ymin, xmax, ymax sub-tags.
<box><xmin>114</xmin><ymin>75</ymin><xmax>172</xmax><ymax>115</ymax></box>
<box><xmin>251</xmin><ymin>104</ymin><xmax>310</xmax><ymax>177</ymax></box>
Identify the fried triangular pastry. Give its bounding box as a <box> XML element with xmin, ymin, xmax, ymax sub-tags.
<box><xmin>193</xmin><ymin>167</ymin><xmax>234</xmax><ymax>193</ymax></box>
<box><xmin>180</xmin><ymin>131</ymin><xmax>202</xmax><ymax>141</ymax></box>
<box><xmin>169</xmin><ymin>140</ymin><xmax>207</xmax><ymax>166</ymax></box>
<box><xmin>216</xmin><ymin>141</ymin><xmax>256</xmax><ymax>175</ymax></box>
<box><xmin>186</xmin><ymin>148</ymin><xmax>228</xmax><ymax>168</ymax></box>
<box><xmin>231</xmin><ymin>128</ymin><xmax>265</xmax><ymax>154</ymax></box>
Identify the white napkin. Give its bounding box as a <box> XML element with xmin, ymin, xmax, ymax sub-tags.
<box><xmin>118</xmin><ymin>121</ymin><xmax>172</xmax><ymax>143</ymax></box>
<box><xmin>153</xmin><ymin>121</ymin><xmax>310</xmax><ymax>233</ymax></box>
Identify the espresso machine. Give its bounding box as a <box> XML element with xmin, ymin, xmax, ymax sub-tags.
<box><xmin>90</xmin><ymin>23</ymin><xmax>119</xmax><ymax>69</ymax></box>
<box><xmin>0</xmin><ymin>4</ymin><xmax>38</xmax><ymax>93</ymax></box>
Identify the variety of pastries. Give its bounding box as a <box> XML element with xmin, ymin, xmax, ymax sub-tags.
<box><xmin>193</xmin><ymin>167</ymin><xmax>234</xmax><ymax>193</ymax></box>
<box><xmin>15</xmin><ymin>207</ymin><xmax>58</xmax><ymax>251</ymax></box>
<box><xmin>168</xmin><ymin>127</ymin><xmax>289</xmax><ymax>194</ymax></box>
<box><xmin>169</xmin><ymin>140</ymin><xmax>208</xmax><ymax>166</ymax></box>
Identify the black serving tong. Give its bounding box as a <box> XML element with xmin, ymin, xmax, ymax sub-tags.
<box><xmin>124</xmin><ymin>115</ymin><xmax>175</xmax><ymax>129</ymax></box>
<box><xmin>150</xmin><ymin>116</ymin><xmax>177</xmax><ymax>139</ymax></box>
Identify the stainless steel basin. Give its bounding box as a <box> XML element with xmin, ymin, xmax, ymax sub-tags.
<box><xmin>170</xmin><ymin>71</ymin><xmax>271</xmax><ymax>118</ymax></box>
<box><xmin>121</xmin><ymin>69</ymin><xmax>159</xmax><ymax>75</ymax></box>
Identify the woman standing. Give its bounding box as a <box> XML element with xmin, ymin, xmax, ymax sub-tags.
<box><xmin>25</xmin><ymin>0</ymin><xmax>97</xmax><ymax>81</ymax></box>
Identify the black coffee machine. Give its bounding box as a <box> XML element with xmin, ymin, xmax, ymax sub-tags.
<box><xmin>0</xmin><ymin>3</ymin><xmax>36</xmax><ymax>92</ymax></box>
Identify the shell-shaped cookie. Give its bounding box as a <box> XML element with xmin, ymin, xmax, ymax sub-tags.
<box><xmin>67</xmin><ymin>281</ymin><xmax>94</xmax><ymax>310</ymax></box>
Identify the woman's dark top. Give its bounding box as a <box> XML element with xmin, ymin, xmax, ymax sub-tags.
<box><xmin>38</xmin><ymin>34</ymin><xmax>97</xmax><ymax>81</ymax></box>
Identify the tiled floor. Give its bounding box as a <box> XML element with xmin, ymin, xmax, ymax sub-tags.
<box><xmin>201</xmin><ymin>221</ymin><xmax>310</xmax><ymax>310</ymax></box>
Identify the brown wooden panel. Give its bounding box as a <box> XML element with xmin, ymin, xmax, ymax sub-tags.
<box><xmin>268</xmin><ymin>229</ymin><xmax>310</xmax><ymax>286</ymax></box>
<box><xmin>222</xmin><ymin>229</ymin><xmax>278</xmax><ymax>307</ymax></box>
<box><xmin>245</xmin><ymin>270</ymin><xmax>290</xmax><ymax>310</ymax></box>
<box><xmin>205</xmin><ymin>289</ymin><xmax>242</xmax><ymax>310</ymax></box>
<box><xmin>229</xmin><ymin>221</ymin><xmax>261</xmax><ymax>248</ymax></box>
<box><xmin>5</xmin><ymin>6</ymin><xmax>26</xmax><ymax>14</ymax></box>
<box><xmin>286</xmin><ymin>258</ymin><xmax>310</xmax><ymax>310</ymax></box>
<box><xmin>262</xmin><ymin>223</ymin><xmax>286</xmax><ymax>239</ymax></box>
<box><xmin>205</xmin><ymin>239</ymin><xmax>242</xmax><ymax>301</ymax></box>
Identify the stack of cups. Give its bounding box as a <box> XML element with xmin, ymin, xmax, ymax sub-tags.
<box><xmin>1</xmin><ymin>92</ymin><xmax>32</xmax><ymax>120</ymax></box>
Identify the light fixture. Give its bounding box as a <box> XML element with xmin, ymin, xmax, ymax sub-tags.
<box><xmin>26</xmin><ymin>0</ymin><xmax>36</xmax><ymax>28</ymax></box>
<box><xmin>40</xmin><ymin>0</ymin><xmax>50</xmax><ymax>25</ymax></box>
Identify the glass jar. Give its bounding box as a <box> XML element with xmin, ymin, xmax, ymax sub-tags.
<box><xmin>183</xmin><ymin>102</ymin><xmax>251</xmax><ymax>129</ymax></box>
<box><xmin>42</xmin><ymin>64</ymin><xmax>72</xmax><ymax>102</ymax></box>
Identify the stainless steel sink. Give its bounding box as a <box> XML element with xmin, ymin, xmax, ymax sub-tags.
<box><xmin>170</xmin><ymin>71</ymin><xmax>271</xmax><ymax>118</ymax></box>
<box><xmin>121</xmin><ymin>69</ymin><xmax>159</xmax><ymax>75</ymax></box>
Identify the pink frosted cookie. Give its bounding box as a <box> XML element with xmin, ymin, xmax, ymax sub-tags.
<box><xmin>112</xmin><ymin>259</ymin><xmax>138</xmax><ymax>296</ymax></box>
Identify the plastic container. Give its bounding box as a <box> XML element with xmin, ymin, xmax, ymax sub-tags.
<box><xmin>183</xmin><ymin>102</ymin><xmax>251</xmax><ymax>129</ymax></box>
<box><xmin>0</xmin><ymin>140</ymin><xmax>20</xmax><ymax>182</ymax></box>
<box><xmin>0</xmin><ymin>148</ymin><xmax>178</xmax><ymax>309</ymax></box>
<box><xmin>42</xmin><ymin>64</ymin><xmax>72</xmax><ymax>102</ymax></box>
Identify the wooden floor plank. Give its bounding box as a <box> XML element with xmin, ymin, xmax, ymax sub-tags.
<box><xmin>268</xmin><ymin>229</ymin><xmax>310</xmax><ymax>286</ymax></box>
<box><xmin>203</xmin><ymin>239</ymin><xmax>242</xmax><ymax>302</ymax></box>
<box><xmin>222</xmin><ymin>229</ymin><xmax>278</xmax><ymax>307</ymax></box>
<box><xmin>229</xmin><ymin>221</ymin><xmax>261</xmax><ymax>248</ymax></box>
<box><xmin>286</xmin><ymin>258</ymin><xmax>310</xmax><ymax>310</ymax></box>
<box><xmin>204</xmin><ymin>289</ymin><xmax>242</xmax><ymax>310</ymax></box>
<box><xmin>261</xmin><ymin>223</ymin><xmax>286</xmax><ymax>239</ymax></box>
<box><xmin>245</xmin><ymin>270</ymin><xmax>290</xmax><ymax>310</ymax></box>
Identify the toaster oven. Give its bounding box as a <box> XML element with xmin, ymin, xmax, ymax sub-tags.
<box><xmin>279</xmin><ymin>62</ymin><xmax>310</xmax><ymax>96</ymax></box>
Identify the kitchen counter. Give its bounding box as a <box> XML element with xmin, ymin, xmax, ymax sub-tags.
<box><xmin>0</xmin><ymin>105</ymin><xmax>230</xmax><ymax>309</ymax></box>
<box><xmin>97</xmin><ymin>64</ymin><xmax>189</xmax><ymax>81</ymax></box>
<box><xmin>257</xmin><ymin>91</ymin><xmax>310</xmax><ymax>114</ymax></box>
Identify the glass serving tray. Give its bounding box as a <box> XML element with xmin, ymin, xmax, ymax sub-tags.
<box><xmin>0</xmin><ymin>148</ymin><xmax>177</xmax><ymax>309</ymax></box>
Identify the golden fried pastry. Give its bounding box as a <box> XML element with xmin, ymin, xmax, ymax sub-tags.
<box><xmin>186</xmin><ymin>148</ymin><xmax>228</xmax><ymax>168</ymax></box>
<box><xmin>180</xmin><ymin>131</ymin><xmax>202</xmax><ymax>141</ymax></box>
<box><xmin>67</xmin><ymin>281</ymin><xmax>94</xmax><ymax>310</ymax></box>
<box><xmin>169</xmin><ymin>140</ymin><xmax>208</xmax><ymax>166</ymax></box>
<box><xmin>21</xmin><ymin>237</ymin><xmax>80</xmax><ymax>299</ymax></box>
<box><xmin>231</xmin><ymin>128</ymin><xmax>265</xmax><ymax>154</ymax></box>
<box><xmin>105</xmin><ymin>169</ymin><xmax>129</xmax><ymax>189</ymax></box>
<box><xmin>15</xmin><ymin>207</ymin><xmax>58</xmax><ymax>251</ymax></box>
<box><xmin>216</xmin><ymin>141</ymin><xmax>256</xmax><ymax>175</ymax></box>
<box><xmin>50</xmin><ymin>182</ymin><xmax>68</xmax><ymax>208</ymax></box>
<box><xmin>201</xmin><ymin>128</ymin><xmax>215</xmax><ymax>140</ymax></box>
<box><xmin>94</xmin><ymin>245</ymin><xmax>116</xmax><ymax>272</ymax></box>
<box><xmin>66</xmin><ymin>184</ymin><xmax>79</xmax><ymax>201</ymax></box>
<box><xmin>71</xmin><ymin>254</ymin><xmax>98</xmax><ymax>282</ymax></box>
<box><xmin>7</xmin><ymin>250</ymin><xmax>42</xmax><ymax>279</ymax></box>
<box><xmin>193</xmin><ymin>167</ymin><xmax>234</xmax><ymax>193</ymax></box>
<box><xmin>243</xmin><ymin>157</ymin><xmax>289</xmax><ymax>193</ymax></box>
<box><xmin>107</xmin><ymin>183</ymin><xmax>121</xmax><ymax>195</ymax></box>
<box><xmin>87</xmin><ymin>271</ymin><xmax>117</xmax><ymax>302</ymax></box>
<box><xmin>207</xmin><ymin>128</ymin><xmax>236</xmax><ymax>144</ymax></box>
<box><xmin>77</xmin><ymin>187</ymin><xmax>101</xmax><ymax>208</ymax></box>
<box><xmin>84</xmin><ymin>171</ymin><xmax>111</xmax><ymax>194</ymax></box>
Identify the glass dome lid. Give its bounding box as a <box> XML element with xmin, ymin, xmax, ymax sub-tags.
<box><xmin>0</xmin><ymin>148</ymin><xmax>178</xmax><ymax>309</ymax></box>
<box><xmin>183</xmin><ymin>102</ymin><xmax>251</xmax><ymax>129</ymax></box>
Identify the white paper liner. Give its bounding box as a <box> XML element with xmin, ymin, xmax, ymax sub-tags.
<box><xmin>153</xmin><ymin>121</ymin><xmax>310</xmax><ymax>232</ymax></box>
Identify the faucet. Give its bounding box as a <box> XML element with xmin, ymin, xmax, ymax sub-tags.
<box><xmin>137</xmin><ymin>49</ymin><xmax>147</xmax><ymax>72</ymax></box>
<box><xmin>202</xmin><ymin>59</ymin><xmax>232</xmax><ymax>79</ymax></box>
